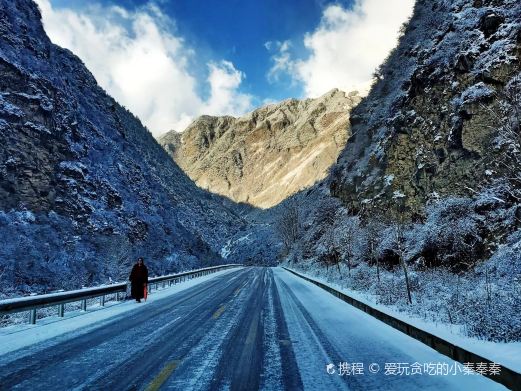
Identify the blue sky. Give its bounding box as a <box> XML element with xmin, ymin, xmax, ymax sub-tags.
<box><xmin>49</xmin><ymin>0</ymin><xmax>352</xmax><ymax>101</ymax></box>
<box><xmin>146</xmin><ymin>0</ymin><xmax>350</xmax><ymax>101</ymax></box>
<box><xmin>36</xmin><ymin>0</ymin><xmax>414</xmax><ymax>135</ymax></box>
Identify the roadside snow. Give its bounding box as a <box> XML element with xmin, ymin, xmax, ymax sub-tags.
<box><xmin>275</xmin><ymin>268</ymin><xmax>505</xmax><ymax>390</ymax></box>
<box><xmin>0</xmin><ymin>268</ymin><xmax>242</xmax><ymax>356</ymax></box>
<box><xmin>283</xmin><ymin>267</ymin><xmax>521</xmax><ymax>375</ymax></box>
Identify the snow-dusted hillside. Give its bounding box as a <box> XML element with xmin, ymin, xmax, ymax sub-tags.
<box><xmin>0</xmin><ymin>0</ymin><xmax>249</xmax><ymax>295</ymax></box>
<box><xmin>329</xmin><ymin>0</ymin><xmax>521</xmax><ymax>215</ymax></box>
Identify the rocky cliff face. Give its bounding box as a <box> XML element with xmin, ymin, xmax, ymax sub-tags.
<box><xmin>0</xmin><ymin>0</ymin><xmax>247</xmax><ymax>294</ymax></box>
<box><xmin>329</xmin><ymin>0</ymin><xmax>521</xmax><ymax>217</ymax></box>
<box><xmin>160</xmin><ymin>89</ymin><xmax>361</xmax><ymax>208</ymax></box>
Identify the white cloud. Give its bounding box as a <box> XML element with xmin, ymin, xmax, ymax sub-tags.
<box><xmin>266</xmin><ymin>40</ymin><xmax>293</xmax><ymax>83</ymax></box>
<box><xmin>35</xmin><ymin>0</ymin><xmax>253</xmax><ymax>136</ymax></box>
<box><xmin>203</xmin><ymin>61</ymin><xmax>252</xmax><ymax>117</ymax></box>
<box><xmin>268</xmin><ymin>0</ymin><xmax>415</xmax><ymax>97</ymax></box>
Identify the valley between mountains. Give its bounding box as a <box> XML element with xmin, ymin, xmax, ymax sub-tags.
<box><xmin>1</xmin><ymin>0</ymin><xmax>520</xmax><ymax>350</ymax></box>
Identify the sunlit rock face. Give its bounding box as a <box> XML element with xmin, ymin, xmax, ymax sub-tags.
<box><xmin>160</xmin><ymin>89</ymin><xmax>361</xmax><ymax>208</ymax></box>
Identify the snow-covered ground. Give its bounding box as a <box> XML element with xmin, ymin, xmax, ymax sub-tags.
<box><xmin>283</xmin><ymin>266</ymin><xmax>521</xmax><ymax>375</ymax></box>
<box><xmin>274</xmin><ymin>267</ymin><xmax>506</xmax><ymax>390</ymax></box>
<box><xmin>0</xmin><ymin>267</ymin><xmax>242</xmax><ymax>356</ymax></box>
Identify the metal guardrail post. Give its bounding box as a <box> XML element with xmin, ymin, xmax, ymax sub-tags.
<box><xmin>100</xmin><ymin>295</ymin><xmax>105</xmax><ymax>307</ymax></box>
<box><xmin>58</xmin><ymin>304</ymin><xmax>64</xmax><ymax>317</ymax></box>
<box><xmin>81</xmin><ymin>299</ymin><xmax>87</xmax><ymax>311</ymax></box>
<box><xmin>29</xmin><ymin>309</ymin><xmax>36</xmax><ymax>324</ymax></box>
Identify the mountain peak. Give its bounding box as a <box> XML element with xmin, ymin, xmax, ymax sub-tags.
<box><xmin>159</xmin><ymin>90</ymin><xmax>362</xmax><ymax>208</ymax></box>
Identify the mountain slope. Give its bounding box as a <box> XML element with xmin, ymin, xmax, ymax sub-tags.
<box><xmin>160</xmin><ymin>89</ymin><xmax>361</xmax><ymax>208</ymax></box>
<box><xmin>282</xmin><ymin>0</ymin><xmax>521</xmax><ymax>269</ymax></box>
<box><xmin>0</xmin><ymin>0</ymin><xmax>246</xmax><ymax>295</ymax></box>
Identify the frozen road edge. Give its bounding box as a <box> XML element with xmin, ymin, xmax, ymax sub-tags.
<box><xmin>0</xmin><ymin>267</ymin><xmax>243</xmax><ymax>356</ymax></box>
<box><xmin>281</xmin><ymin>266</ymin><xmax>520</xmax><ymax>391</ymax></box>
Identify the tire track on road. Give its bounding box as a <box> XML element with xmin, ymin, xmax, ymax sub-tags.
<box><xmin>0</xmin><ymin>268</ymin><xmax>249</xmax><ymax>390</ymax></box>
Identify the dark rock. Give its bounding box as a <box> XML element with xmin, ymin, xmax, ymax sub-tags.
<box><xmin>454</xmin><ymin>52</ymin><xmax>476</xmax><ymax>73</ymax></box>
<box><xmin>479</xmin><ymin>11</ymin><xmax>504</xmax><ymax>38</ymax></box>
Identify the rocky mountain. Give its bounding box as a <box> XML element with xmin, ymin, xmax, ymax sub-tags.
<box><xmin>0</xmin><ymin>0</ymin><xmax>248</xmax><ymax>295</ymax></box>
<box><xmin>159</xmin><ymin>89</ymin><xmax>361</xmax><ymax>208</ymax></box>
<box><xmin>329</xmin><ymin>0</ymin><xmax>521</xmax><ymax>217</ymax></box>
<box><xmin>2</xmin><ymin>0</ymin><xmax>519</xmax><ymax>298</ymax></box>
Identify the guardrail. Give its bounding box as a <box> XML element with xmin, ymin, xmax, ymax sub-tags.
<box><xmin>0</xmin><ymin>264</ymin><xmax>241</xmax><ymax>325</ymax></box>
<box><xmin>282</xmin><ymin>266</ymin><xmax>521</xmax><ymax>391</ymax></box>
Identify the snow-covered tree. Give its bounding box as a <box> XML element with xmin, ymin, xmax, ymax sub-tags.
<box><xmin>485</xmin><ymin>73</ymin><xmax>521</xmax><ymax>202</ymax></box>
<box><xmin>335</xmin><ymin>215</ymin><xmax>361</xmax><ymax>277</ymax></box>
<box><xmin>275</xmin><ymin>200</ymin><xmax>301</xmax><ymax>256</ymax></box>
<box><xmin>420</xmin><ymin>197</ymin><xmax>483</xmax><ymax>269</ymax></box>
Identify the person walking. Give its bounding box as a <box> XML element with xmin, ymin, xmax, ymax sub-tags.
<box><xmin>129</xmin><ymin>257</ymin><xmax>148</xmax><ymax>303</ymax></box>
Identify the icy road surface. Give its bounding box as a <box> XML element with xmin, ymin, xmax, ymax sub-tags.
<box><xmin>0</xmin><ymin>267</ymin><xmax>505</xmax><ymax>390</ymax></box>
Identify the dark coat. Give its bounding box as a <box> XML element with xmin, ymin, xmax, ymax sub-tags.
<box><xmin>129</xmin><ymin>263</ymin><xmax>148</xmax><ymax>300</ymax></box>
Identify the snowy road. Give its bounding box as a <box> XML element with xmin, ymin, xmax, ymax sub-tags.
<box><xmin>0</xmin><ymin>267</ymin><xmax>504</xmax><ymax>390</ymax></box>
